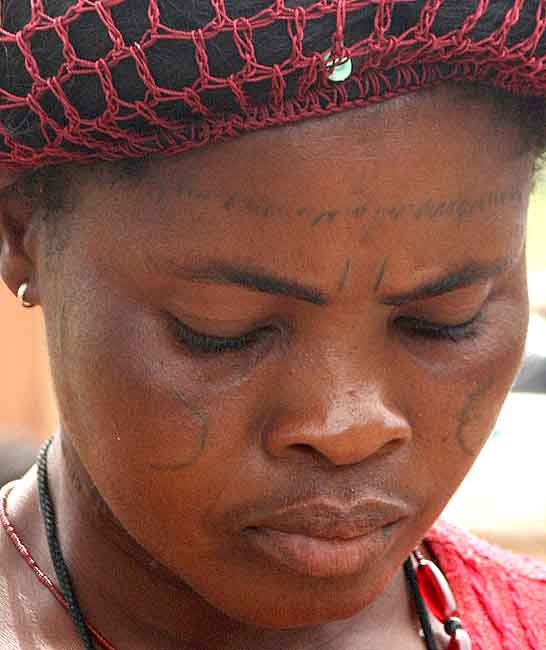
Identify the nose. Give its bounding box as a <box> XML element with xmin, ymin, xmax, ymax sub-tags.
<box><xmin>262</xmin><ymin>384</ymin><xmax>411</xmax><ymax>467</ymax></box>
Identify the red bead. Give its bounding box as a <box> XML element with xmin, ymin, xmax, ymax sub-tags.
<box><xmin>447</xmin><ymin>628</ymin><xmax>472</xmax><ymax>650</ymax></box>
<box><xmin>416</xmin><ymin>559</ymin><xmax>457</xmax><ymax>621</ymax></box>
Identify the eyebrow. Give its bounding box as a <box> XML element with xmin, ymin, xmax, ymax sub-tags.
<box><xmin>166</xmin><ymin>260</ymin><xmax>328</xmax><ymax>306</ymax></box>
<box><xmin>163</xmin><ymin>256</ymin><xmax>513</xmax><ymax>307</ymax></box>
<box><xmin>379</xmin><ymin>257</ymin><xmax>514</xmax><ymax>306</ymax></box>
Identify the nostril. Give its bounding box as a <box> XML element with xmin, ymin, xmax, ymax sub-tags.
<box><xmin>287</xmin><ymin>443</ymin><xmax>334</xmax><ymax>466</ymax></box>
<box><xmin>291</xmin><ymin>443</ymin><xmax>316</xmax><ymax>454</ymax></box>
<box><xmin>378</xmin><ymin>437</ymin><xmax>406</xmax><ymax>456</ymax></box>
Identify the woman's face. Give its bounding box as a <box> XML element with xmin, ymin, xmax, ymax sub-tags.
<box><xmin>36</xmin><ymin>85</ymin><xmax>532</xmax><ymax>627</ymax></box>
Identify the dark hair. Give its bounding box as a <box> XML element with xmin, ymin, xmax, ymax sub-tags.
<box><xmin>6</xmin><ymin>0</ymin><xmax>546</xmax><ymax>210</ymax></box>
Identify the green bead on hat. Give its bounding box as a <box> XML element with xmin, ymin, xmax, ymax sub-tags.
<box><xmin>324</xmin><ymin>50</ymin><xmax>353</xmax><ymax>83</ymax></box>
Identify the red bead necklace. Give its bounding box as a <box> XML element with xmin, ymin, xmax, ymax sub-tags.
<box><xmin>414</xmin><ymin>548</ymin><xmax>473</xmax><ymax>650</ymax></box>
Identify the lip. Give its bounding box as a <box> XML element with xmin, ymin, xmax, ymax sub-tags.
<box><xmin>241</xmin><ymin>497</ymin><xmax>409</xmax><ymax>578</ymax></box>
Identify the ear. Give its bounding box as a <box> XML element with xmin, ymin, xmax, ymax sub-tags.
<box><xmin>0</xmin><ymin>171</ymin><xmax>41</xmax><ymax>306</ymax></box>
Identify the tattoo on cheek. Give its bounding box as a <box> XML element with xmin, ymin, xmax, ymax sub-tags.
<box><xmin>453</xmin><ymin>376</ymin><xmax>497</xmax><ymax>457</ymax></box>
<box><xmin>148</xmin><ymin>390</ymin><xmax>209</xmax><ymax>472</ymax></box>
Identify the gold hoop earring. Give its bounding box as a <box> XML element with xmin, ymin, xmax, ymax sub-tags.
<box><xmin>17</xmin><ymin>282</ymin><xmax>34</xmax><ymax>308</ymax></box>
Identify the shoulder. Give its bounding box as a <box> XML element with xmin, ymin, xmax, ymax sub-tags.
<box><xmin>0</xmin><ymin>482</ymin><xmax>29</xmax><ymax>649</ymax></box>
<box><xmin>427</xmin><ymin>518</ymin><xmax>546</xmax><ymax>582</ymax></box>
<box><xmin>425</xmin><ymin>519</ymin><xmax>546</xmax><ymax>650</ymax></box>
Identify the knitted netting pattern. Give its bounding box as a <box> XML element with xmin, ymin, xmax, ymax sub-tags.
<box><xmin>1</xmin><ymin>0</ymin><xmax>546</xmax><ymax>170</ymax></box>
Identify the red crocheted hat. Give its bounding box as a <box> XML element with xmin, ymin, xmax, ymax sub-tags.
<box><xmin>0</xmin><ymin>0</ymin><xmax>545</xmax><ymax>170</ymax></box>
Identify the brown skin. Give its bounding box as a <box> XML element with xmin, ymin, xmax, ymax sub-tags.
<box><xmin>0</xmin><ymin>84</ymin><xmax>534</xmax><ymax>649</ymax></box>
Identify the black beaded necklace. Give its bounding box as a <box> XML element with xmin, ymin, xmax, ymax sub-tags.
<box><xmin>36</xmin><ymin>438</ymin><xmax>438</xmax><ymax>650</ymax></box>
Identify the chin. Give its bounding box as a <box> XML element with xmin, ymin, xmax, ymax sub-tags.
<box><xmin>252</xmin><ymin>602</ymin><xmax>367</xmax><ymax>629</ymax></box>
<box><xmin>214</xmin><ymin>584</ymin><xmax>377</xmax><ymax>629</ymax></box>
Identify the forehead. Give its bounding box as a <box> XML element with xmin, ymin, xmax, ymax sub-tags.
<box><xmin>133</xmin><ymin>83</ymin><xmax>527</xmax><ymax>199</ymax></box>
<box><xmin>65</xmin><ymin>82</ymin><xmax>533</xmax><ymax>267</ymax></box>
<box><xmin>56</xmin><ymin>82</ymin><xmax>533</xmax><ymax>313</ymax></box>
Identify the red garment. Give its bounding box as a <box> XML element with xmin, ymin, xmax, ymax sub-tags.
<box><xmin>426</xmin><ymin>519</ymin><xmax>546</xmax><ymax>650</ymax></box>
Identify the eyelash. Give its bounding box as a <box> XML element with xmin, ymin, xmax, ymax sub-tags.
<box><xmin>394</xmin><ymin>313</ymin><xmax>483</xmax><ymax>344</ymax></box>
<box><xmin>168</xmin><ymin>311</ymin><xmax>483</xmax><ymax>356</ymax></box>
<box><xmin>168</xmin><ymin>316</ymin><xmax>275</xmax><ymax>355</ymax></box>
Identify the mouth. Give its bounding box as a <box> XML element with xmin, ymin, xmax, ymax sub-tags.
<box><xmin>243</xmin><ymin>520</ymin><xmax>404</xmax><ymax>578</ymax></box>
<box><xmin>241</xmin><ymin>498</ymin><xmax>409</xmax><ymax>579</ymax></box>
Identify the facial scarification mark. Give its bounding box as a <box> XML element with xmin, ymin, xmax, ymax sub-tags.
<box><xmin>311</xmin><ymin>209</ymin><xmax>339</xmax><ymax>226</ymax></box>
<box><xmin>351</xmin><ymin>204</ymin><xmax>368</xmax><ymax>219</ymax></box>
<box><xmin>174</xmin><ymin>183</ymin><xmax>279</xmax><ymax>220</ymax></box>
<box><xmin>303</xmin><ymin>185</ymin><xmax>523</xmax><ymax>230</ymax></box>
<box><xmin>148</xmin><ymin>391</ymin><xmax>209</xmax><ymax>472</ymax></box>
<box><xmin>338</xmin><ymin>259</ymin><xmax>351</xmax><ymax>292</ymax></box>
<box><xmin>374</xmin><ymin>259</ymin><xmax>388</xmax><ymax>293</ymax></box>
<box><xmin>171</xmin><ymin>181</ymin><xmax>522</xmax><ymax>231</ymax></box>
<box><xmin>360</xmin><ymin>224</ymin><xmax>372</xmax><ymax>243</ymax></box>
<box><xmin>454</xmin><ymin>376</ymin><xmax>497</xmax><ymax>457</ymax></box>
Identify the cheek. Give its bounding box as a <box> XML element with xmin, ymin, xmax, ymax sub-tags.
<box><xmin>451</xmin><ymin>296</ymin><xmax>527</xmax><ymax>452</ymax></box>
<box><xmin>402</xmin><ymin>294</ymin><xmax>527</xmax><ymax>510</ymax></box>
<box><xmin>56</xmin><ymin>307</ymin><xmax>206</xmax><ymax>468</ymax></box>
<box><xmin>47</xmin><ymin>286</ymin><xmax>259</xmax><ymax>539</ymax></box>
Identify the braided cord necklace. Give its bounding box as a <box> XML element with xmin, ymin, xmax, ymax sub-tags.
<box><xmin>0</xmin><ymin>438</ymin><xmax>472</xmax><ymax>650</ymax></box>
<box><xmin>37</xmin><ymin>438</ymin><xmax>96</xmax><ymax>650</ymax></box>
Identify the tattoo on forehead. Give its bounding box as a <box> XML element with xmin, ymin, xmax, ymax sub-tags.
<box><xmin>454</xmin><ymin>376</ymin><xmax>497</xmax><ymax>457</ymax></box>
<box><xmin>223</xmin><ymin>193</ymin><xmax>275</xmax><ymax>219</ymax></box>
<box><xmin>177</xmin><ymin>186</ymin><xmax>278</xmax><ymax>220</ymax></box>
<box><xmin>338</xmin><ymin>259</ymin><xmax>352</xmax><ymax>291</ymax></box>
<box><xmin>175</xmin><ymin>183</ymin><xmax>522</xmax><ymax>226</ymax></box>
<box><xmin>309</xmin><ymin>186</ymin><xmax>523</xmax><ymax>227</ymax></box>
<box><xmin>374</xmin><ymin>259</ymin><xmax>388</xmax><ymax>293</ymax></box>
<box><xmin>312</xmin><ymin>210</ymin><xmax>339</xmax><ymax>227</ymax></box>
<box><xmin>148</xmin><ymin>391</ymin><xmax>209</xmax><ymax>472</ymax></box>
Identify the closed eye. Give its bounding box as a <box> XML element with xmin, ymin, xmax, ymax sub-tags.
<box><xmin>167</xmin><ymin>314</ymin><xmax>274</xmax><ymax>355</ymax></box>
<box><xmin>395</xmin><ymin>311</ymin><xmax>484</xmax><ymax>344</ymax></box>
<box><xmin>166</xmin><ymin>307</ymin><xmax>485</xmax><ymax>358</ymax></box>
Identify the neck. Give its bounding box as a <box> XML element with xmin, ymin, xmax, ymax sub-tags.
<box><xmin>21</xmin><ymin>433</ymin><xmax>427</xmax><ymax>650</ymax></box>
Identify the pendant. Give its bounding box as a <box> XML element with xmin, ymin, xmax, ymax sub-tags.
<box><xmin>447</xmin><ymin>628</ymin><xmax>472</xmax><ymax>650</ymax></box>
<box><xmin>414</xmin><ymin>551</ymin><xmax>472</xmax><ymax>650</ymax></box>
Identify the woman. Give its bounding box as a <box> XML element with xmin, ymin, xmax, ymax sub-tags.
<box><xmin>0</xmin><ymin>1</ymin><xmax>545</xmax><ymax>648</ymax></box>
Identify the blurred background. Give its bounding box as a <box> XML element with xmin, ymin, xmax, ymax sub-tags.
<box><xmin>1</xmin><ymin>175</ymin><xmax>545</xmax><ymax>561</ymax></box>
